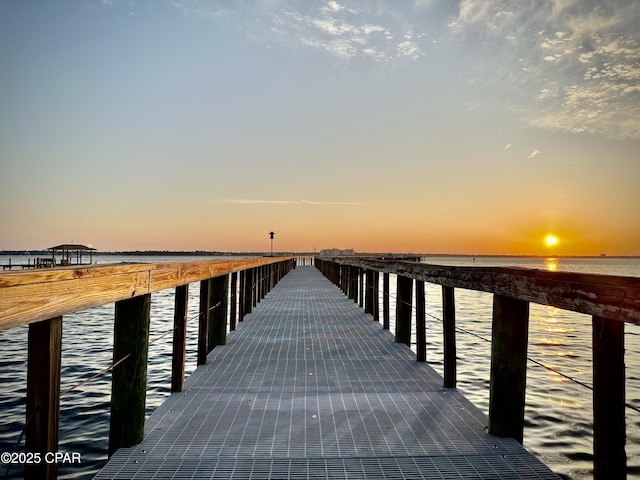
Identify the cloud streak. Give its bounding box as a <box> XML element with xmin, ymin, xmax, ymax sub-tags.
<box><xmin>224</xmin><ymin>199</ymin><xmax>360</xmax><ymax>206</ymax></box>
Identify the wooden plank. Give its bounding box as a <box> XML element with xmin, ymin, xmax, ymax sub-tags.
<box><xmin>25</xmin><ymin>316</ymin><xmax>62</xmax><ymax>480</ymax></box>
<box><xmin>0</xmin><ymin>257</ymin><xmax>292</xmax><ymax>331</ymax></box>
<box><xmin>488</xmin><ymin>294</ymin><xmax>530</xmax><ymax>444</ymax></box>
<box><xmin>109</xmin><ymin>295</ymin><xmax>150</xmax><ymax>457</ymax></box>
<box><xmin>320</xmin><ymin>258</ymin><xmax>640</xmax><ymax>325</ymax></box>
<box><xmin>593</xmin><ymin>315</ymin><xmax>626</xmax><ymax>479</ymax></box>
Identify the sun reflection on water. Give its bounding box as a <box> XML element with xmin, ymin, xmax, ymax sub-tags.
<box><xmin>544</xmin><ymin>257</ymin><xmax>558</xmax><ymax>271</ymax></box>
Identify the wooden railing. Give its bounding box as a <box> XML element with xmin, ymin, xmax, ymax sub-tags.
<box><xmin>0</xmin><ymin>256</ymin><xmax>304</xmax><ymax>479</ymax></box>
<box><xmin>315</xmin><ymin>257</ymin><xmax>640</xmax><ymax>480</ymax></box>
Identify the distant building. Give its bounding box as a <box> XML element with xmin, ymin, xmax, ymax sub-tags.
<box><xmin>319</xmin><ymin>248</ymin><xmax>356</xmax><ymax>256</ymax></box>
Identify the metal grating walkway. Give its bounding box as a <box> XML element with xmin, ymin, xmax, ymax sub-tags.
<box><xmin>96</xmin><ymin>266</ymin><xmax>560</xmax><ymax>479</ymax></box>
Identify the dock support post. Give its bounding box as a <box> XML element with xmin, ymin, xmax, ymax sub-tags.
<box><xmin>383</xmin><ymin>273</ymin><xmax>390</xmax><ymax>330</ymax></box>
<box><xmin>395</xmin><ymin>275</ymin><xmax>412</xmax><ymax>347</ymax></box>
<box><xmin>109</xmin><ymin>294</ymin><xmax>151</xmax><ymax>457</ymax></box>
<box><xmin>488</xmin><ymin>294</ymin><xmax>529</xmax><ymax>443</ymax></box>
<box><xmin>171</xmin><ymin>285</ymin><xmax>188</xmax><ymax>393</ymax></box>
<box><xmin>198</xmin><ymin>279</ymin><xmax>211</xmax><ymax>365</ymax></box>
<box><xmin>230</xmin><ymin>272</ymin><xmax>238</xmax><ymax>331</ymax></box>
<box><xmin>593</xmin><ymin>315</ymin><xmax>626</xmax><ymax>479</ymax></box>
<box><xmin>416</xmin><ymin>281</ymin><xmax>426</xmax><ymax>362</ymax></box>
<box><xmin>209</xmin><ymin>275</ymin><xmax>228</xmax><ymax>350</ymax></box>
<box><xmin>365</xmin><ymin>269</ymin><xmax>374</xmax><ymax>315</ymax></box>
<box><xmin>373</xmin><ymin>271</ymin><xmax>380</xmax><ymax>322</ymax></box>
<box><xmin>442</xmin><ymin>286</ymin><xmax>456</xmax><ymax>388</ymax></box>
<box><xmin>25</xmin><ymin>316</ymin><xmax>62</xmax><ymax>480</ymax></box>
<box><xmin>349</xmin><ymin>267</ymin><xmax>358</xmax><ymax>302</ymax></box>
<box><xmin>252</xmin><ymin>268</ymin><xmax>258</xmax><ymax>308</ymax></box>
<box><xmin>359</xmin><ymin>268</ymin><xmax>364</xmax><ymax>308</ymax></box>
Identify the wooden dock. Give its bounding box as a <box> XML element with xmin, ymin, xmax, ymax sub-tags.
<box><xmin>95</xmin><ymin>265</ymin><xmax>560</xmax><ymax>479</ymax></box>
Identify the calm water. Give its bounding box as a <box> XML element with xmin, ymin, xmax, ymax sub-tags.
<box><xmin>0</xmin><ymin>255</ymin><xmax>639</xmax><ymax>479</ymax></box>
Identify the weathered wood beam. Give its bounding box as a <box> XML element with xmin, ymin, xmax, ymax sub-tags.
<box><xmin>197</xmin><ymin>279</ymin><xmax>211</xmax><ymax>366</ymax></box>
<box><xmin>442</xmin><ymin>286</ymin><xmax>456</xmax><ymax>388</ymax></box>
<box><xmin>0</xmin><ymin>257</ymin><xmax>293</xmax><ymax>331</ymax></box>
<box><xmin>593</xmin><ymin>315</ymin><xmax>626</xmax><ymax>479</ymax></box>
<box><xmin>25</xmin><ymin>316</ymin><xmax>62</xmax><ymax>480</ymax></box>
<box><xmin>171</xmin><ymin>285</ymin><xmax>188</xmax><ymax>393</ymax></box>
<box><xmin>396</xmin><ymin>275</ymin><xmax>413</xmax><ymax>347</ymax></box>
<box><xmin>416</xmin><ymin>280</ymin><xmax>426</xmax><ymax>362</ymax></box>
<box><xmin>488</xmin><ymin>294</ymin><xmax>529</xmax><ymax>444</ymax></box>
<box><xmin>109</xmin><ymin>294</ymin><xmax>150</xmax><ymax>456</ymax></box>
<box><xmin>319</xmin><ymin>258</ymin><xmax>640</xmax><ymax>325</ymax></box>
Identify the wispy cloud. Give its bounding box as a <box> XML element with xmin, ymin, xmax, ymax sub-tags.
<box><xmin>504</xmin><ymin>144</ymin><xmax>512</xmax><ymax>150</ymax></box>
<box><xmin>170</xmin><ymin>1</ymin><xmax>430</xmax><ymax>63</ymax></box>
<box><xmin>528</xmin><ymin>149</ymin><xmax>542</xmax><ymax>159</ymax></box>
<box><xmin>224</xmin><ymin>199</ymin><xmax>360</xmax><ymax>206</ymax></box>
<box><xmin>451</xmin><ymin>0</ymin><xmax>640</xmax><ymax>139</ymax></box>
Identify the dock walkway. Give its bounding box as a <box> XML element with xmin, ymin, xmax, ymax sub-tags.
<box><xmin>96</xmin><ymin>265</ymin><xmax>560</xmax><ymax>479</ymax></box>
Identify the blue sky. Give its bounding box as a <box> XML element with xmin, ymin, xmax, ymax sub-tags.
<box><xmin>1</xmin><ymin>1</ymin><xmax>639</xmax><ymax>254</ymax></box>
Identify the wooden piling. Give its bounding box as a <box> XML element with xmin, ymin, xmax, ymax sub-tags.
<box><xmin>373</xmin><ymin>270</ymin><xmax>380</xmax><ymax>322</ymax></box>
<box><xmin>209</xmin><ymin>275</ymin><xmax>228</xmax><ymax>350</ymax></box>
<box><xmin>171</xmin><ymin>285</ymin><xmax>188</xmax><ymax>393</ymax></box>
<box><xmin>359</xmin><ymin>268</ymin><xmax>364</xmax><ymax>308</ymax></box>
<box><xmin>488</xmin><ymin>294</ymin><xmax>529</xmax><ymax>443</ymax></box>
<box><xmin>593</xmin><ymin>315</ymin><xmax>626</xmax><ymax>479</ymax></box>
<box><xmin>198</xmin><ymin>279</ymin><xmax>211</xmax><ymax>365</ymax></box>
<box><xmin>395</xmin><ymin>275</ymin><xmax>412</xmax><ymax>347</ymax></box>
<box><xmin>383</xmin><ymin>273</ymin><xmax>390</xmax><ymax>330</ymax></box>
<box><xmin>109</xmin><ymin>294</ymin><xmax>151</xmax><ymax>456</ymax></box>
<box><xmin>25</xmin><ymin>316</ymin><xmax>62</xmax><ymax>480</ymax></box>
<box><xmin>442</xmin><ymin>286</ymin><xmax>456</xmax><ymax>388</ymax></box>
<box><xmin>230</xmin><ymin>272</ymin><xmax>238</xmax><ymax>331</ymax></box>
<box><xmin>416</xmin><ymin>281</ymin><xmax>426</xmax><ymax>362</ymax></box>
<box><xmin>365</xmin><ymin>269</ymin><xmax>374</xmax><ymax>315</ymax></box>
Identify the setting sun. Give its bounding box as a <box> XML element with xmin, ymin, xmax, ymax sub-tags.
<box><xmin>544</xmin><ymin>234</ymin><xmax>560</xmax><ymax>248</ymax></box>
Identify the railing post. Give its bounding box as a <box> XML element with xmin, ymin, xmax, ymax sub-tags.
<box><xmin>348</xmin><ymin>266</ymin><xmax>356</xmax><ymax>301</ymax></box>
<box><xmin>365</xmin><ymin>269</ymin><xmax>374</xmax><ymax>315</ymax></box>
<box><xmin>109</xmin><ymin>294</ymin><xmax>151</xmax><ymax>456</ymax></box>
<box><xmin>442</xmin><ymin>286</ymin><xmax>456</xmax><ymax>388</ymax></box>
<box><xmin>209</xmin><ymin>275</ymin><xmax>228</xmax><ymax>349</ymax></box>
<box><xmin>359</xmin><ymin>268</ymin><xmax>364</xmax><ymax>308</ymax></box>
<box><xmin>488</xmin><ymin>294</ymin><xmax>529</xmax><ymax>443</ymax></box>
<box><xmin>171</xmin><ymin>285</ymin><xmax>188</xmax><ymax>393</ymax></box>
<box><xmin>593</xmin><ymin>315</ymin><xmax>626</xmax><ymax>479</ymax></box>
<box><xmin>373</xmin><ymin>270</ymin><xmax>380</xmax><ymax>322</ymax></box>
<box><xmin>416</xmin><ymin>280</ymin><xmax>426</xmax><ymax>362</ymax></box>
<box><xmin>395</xmin><ymin>275</ymin><xmax>412</xmax><ymax>347</ymax></box>
<box><xmin>197</xmin><ymin>279</ymin><xmax>211</xmax><ymax>365</ymax></box>
<box><xmin>239</xmin><ymin>270</ymin><xmax>246</xmax><ymax>321</ymax></box>
<box><xmin>252</xmin><ymin>267</ymin><xmax>258</xmax><ymax>308</ymax></box>
<box><xmin>383</xmin><ymin>273</ymin><xmax>390</xmax><ymax>330</ymax></box>
<box><xmin>230</xmin><ymin>272</ymin><xmax>238</xmax><ymax>331</ymax></box>
<box><xmin>25</xmin><ymin>316</ymin><xmax>62</xmax><ymax>480</ymax></box>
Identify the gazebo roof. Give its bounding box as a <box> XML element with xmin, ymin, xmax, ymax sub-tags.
<box><xmin>48</xmin><ymin>244</ymin><xmax>97</xmax><ymax>251</ymax></box>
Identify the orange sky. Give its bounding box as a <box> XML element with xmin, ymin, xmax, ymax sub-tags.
<box><xmin>2</xmin><ymin>2</ymin><xmax>639</xmax><ymax>256</ymax></box>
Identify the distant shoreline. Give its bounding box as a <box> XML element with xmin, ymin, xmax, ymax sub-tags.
<box><xmin>1</xmin><ymin>250</ymin><xmax>638</xmax><ymax>259</ymax></box>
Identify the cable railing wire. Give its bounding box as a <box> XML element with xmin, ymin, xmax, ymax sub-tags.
<box><xmin>59</xmin><ymin>299</ymin><xmax>226</xmax><ymax>397</ymax></box>
<box><xmin>356</xmin><ymin>277</ymin><xmax>640</xmax><ymax>416</ymax></box>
